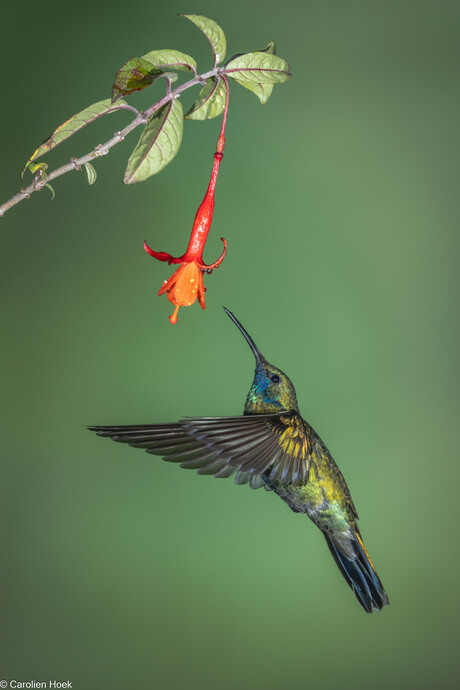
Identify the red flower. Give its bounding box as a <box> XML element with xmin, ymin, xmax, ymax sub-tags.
<box><xmin>145</xmin><ymin>79</ymin><xmax>230</xmax><ymax>324</ymax></box>
<box><xmin>144</xmin><ymin>233</ymin><xmax>227</xmax><ymax>324</ymax></box>
<box><xmin>145</xmin><ymin>143</ymin><xmax>228</xmax><ymax>324</ymax></box>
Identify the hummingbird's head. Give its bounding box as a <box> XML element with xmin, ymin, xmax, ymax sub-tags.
<box><xmin>224</xmin><ymin>308</ymin><xmax>299</xmax><ymax>415</ymax></box>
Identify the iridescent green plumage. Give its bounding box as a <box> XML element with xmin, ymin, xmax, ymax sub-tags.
<box><xmin>89</xmin><ymin>308</ymin><xmax>389</xmax><ymax>613</ymax></box>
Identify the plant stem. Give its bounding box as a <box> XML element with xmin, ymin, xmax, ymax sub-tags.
<box><xmin>217</xmin><ymin>75</ymin><xmax>230</xmax><ymax>154</ymax></box>
<box><xmin>0</xmin><ymin>67</ymin><xmax>220</xmax><ymax>219</ymax></box>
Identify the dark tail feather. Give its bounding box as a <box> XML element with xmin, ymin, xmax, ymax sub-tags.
<box><xmin>325</xmin><ymin>532</ymin><xmax>389</xmax><ymax>614</ymax></box>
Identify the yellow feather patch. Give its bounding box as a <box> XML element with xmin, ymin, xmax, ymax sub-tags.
<box><xmin>355</xmin><ymin>531</ymin><xmax>376</xmax><ymax>571</ymax></box>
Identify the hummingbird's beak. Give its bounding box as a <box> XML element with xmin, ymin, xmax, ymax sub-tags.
<box><xmin>223</xmin><ymin>307</ymin><xmax>265</xmax><ymax>364</ymax></box>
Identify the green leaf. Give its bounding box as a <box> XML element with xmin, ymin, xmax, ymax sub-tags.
<box><xmin>27</xmin><ymin>161</ymin><xmax>49</xmax><ymax>175</ymax></box>
<box><xmin>225</xmin><ymin>52</ymin><xmax>291</xmax><ymax>83</ymax></box>
<box><xmin>230</xmin><ymin>42</ymin><xmax>278</xmax><ymax>104</ymax></box>
<box><xmin>140</xmin><ymin>49</ymin><xmax>197</xmax><ymax>73</ymax></box>
<box><xmin>123</xmin><ymin>99</ymin><xmax>183</xmax><ymax>184</ymax></box>
<box><xmin>84</xmin><ymin>162</ymin><xmax>97</xmax><ymax>185</ymax></box>
<box><xmin>22</xmin><ymin>99</ymin><xmax>132</xmax><ymax>179</ymax></box>
<box><xmin>45</xmin><ymin>183</ymin><xmax>55</xmax><ymax>199</ymax></box>
<box><xmin>182</xmin><ymin>14</ymin><xmax>226</xmax><ymax>65</ymax></box>
<box><xmin>233</xmin><ymin>79</ymin><xmax>273</xmax><ymax>105</ymax></box>
<box><xmin>112</xmin><ymin>57</ymin><xmax>164</xmax><ymax>103</ymax></box>
<box><xmin>185</xmin><ymin>77</ymin><xmax>227</xmax><ymax>120</ymax></box>
<box><xmin>262</xmin><ymin>41</ymin><xmax>276</xmax><ymax>56</ymax></box>
<box><xmin>162</xmin><ymin>71</ymin><xmax>179</xmax><ymax>83</ymax></box>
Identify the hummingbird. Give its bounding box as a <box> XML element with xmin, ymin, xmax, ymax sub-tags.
<box><xmin>89</xmin><ymin>308</ymin><xmax>389</xmax><ymax>614</ymax></box>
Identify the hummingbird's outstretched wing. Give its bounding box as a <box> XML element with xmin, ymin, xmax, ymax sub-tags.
<box><xmin>89</xmin><ymin>411</ymin><xmax>311</xmax><ymax>488</ymax></box>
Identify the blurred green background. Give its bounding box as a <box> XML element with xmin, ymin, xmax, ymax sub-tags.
<box><xmin>1</xmin><ymin>1</ymin><xmax>459</xmax><ymax>688</ymax></box>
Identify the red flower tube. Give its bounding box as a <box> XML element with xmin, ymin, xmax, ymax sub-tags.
<box><xmin>144</xmin><ymin>78</ymin><xmax>229</xmax><ymax>324</ymax></box>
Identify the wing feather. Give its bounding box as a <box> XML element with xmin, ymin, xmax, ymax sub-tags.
<box><xmin>88</xmin><ymin>411</ymin><xmax>310</xmax><ymax>488</ymax></box>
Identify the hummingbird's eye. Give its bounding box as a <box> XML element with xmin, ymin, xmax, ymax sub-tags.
<box><xmin>270</xmin><ymin>374</ymin><xmax>281</xmax><ymax>384</ymax></box>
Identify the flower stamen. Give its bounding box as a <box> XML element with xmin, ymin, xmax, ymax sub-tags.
<box><xmin>169</xmin><ymin>305</ymin><xmax>180</xmax><ymax>325</ymax></box>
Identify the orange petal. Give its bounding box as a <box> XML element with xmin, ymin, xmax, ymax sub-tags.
<box><xmin>157</xmin><ymin>265</ymin><xmax>181</xmax><ymax>296</ymax></box>
<box><xmin>162</xmin><ymin>261</ymin><xmax>202</xmax><ymax>307</ymax></box>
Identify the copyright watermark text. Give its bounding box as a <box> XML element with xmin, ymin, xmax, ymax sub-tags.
<box><xmin>0</xmin><ymin>682</ymin><xmax>72</xmax><ymax>689</ymax></box>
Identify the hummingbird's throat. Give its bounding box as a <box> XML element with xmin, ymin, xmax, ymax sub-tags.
<box><xmin>245</xmin><ymin>385</ymin><xmax>284</xmax><ymax>415</ymax></box>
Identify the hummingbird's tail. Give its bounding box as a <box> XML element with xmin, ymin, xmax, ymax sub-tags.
<box><xmin>324</xmin><ymin>530</ymin><xmax>389</xmax><ymax>614</ymax></box>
